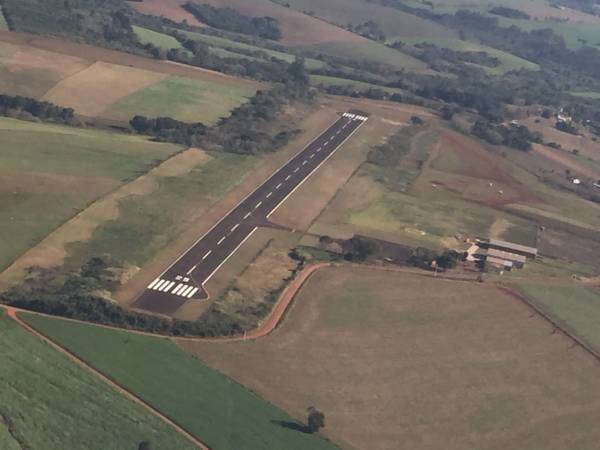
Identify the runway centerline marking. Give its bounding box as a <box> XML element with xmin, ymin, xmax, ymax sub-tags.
<box><xmin>285</xmin><ymin>175</ymin><xmax>291</xmax><ymax>181</ymax></box>
<box><xmin>302</xmin><ymin>161</ymin><xmax>308</xmax><ymax>165</ymax></box>
<box><xmin>254</xmin><ymin>201</ymin><xmax>262</xmax><ymax>209</ymax></box>
<box><xmin>217</xmin><ymin>236</ymin><xmax>226</xmax><ymax>246</ymax></box>
<box><xmin>293</xmin><ymin>167</ymin><xmax>300</xmax><ymax>173</ymax></box>
<box><xmin>186</xmin><ymin>264</ymin><xmax>197</xmax><ymax>275</ymax></box>
<box><xmin>310</xmin><ymin>154</ymin><xmax>315</xmax><ymax>159</ymax></box>
<box><xmin>202</xmin><ymin>250</ymin><xmax>212</xmax><ymax>260</ymax></box>
<box><xmin>231</xmin><ymin>224</ymin><xmax>239</xmax><ymax>233</ymax></box>
<box><xmin>276</xmin><ymin>183</ymin><xmax>283</xmax><ymax>189</ymax></box>
<box><xmin>266</xmin><ymin>192</ymin><xmax>272</xmax><ymax>198</ymax></box>
<box><xmin>243</xmin><ymin>212</ymin><xmax>251</xmax><ymax>220</ymax></box>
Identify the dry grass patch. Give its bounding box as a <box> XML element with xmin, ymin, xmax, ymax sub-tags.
<box><xmin>180</xmin><ymin>266</ymin><xmax>600</xmax><ymax>450</ymax></box>
<box><xmin>42</xmin><ymin>61</ymin><xmax>168</xmax><ymax>118</ymax></box>
<box><xmin>131</xmin><ymin>0</ymin><xmax>204</xmax><ymax>26</ymax></box>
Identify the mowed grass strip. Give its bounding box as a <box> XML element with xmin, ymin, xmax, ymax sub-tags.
<box><xmin>107</xmin><ymin>76</ymin><xmax>256</xmax><ymax>124</ymax></box>
<box><xmin>0</xmin><ymin>117</ymin><xmax>181</xmax><ymax>180</ymax></box>
<box><xmin>180</xmin><ymin>267</ymin><xmax>600</xmax><ymax>450</ymax></box>
<box><xmin>22</xmin><ymin>313</ymin><xmax>340</xmax><ymax>450</ymax></box>
<box><xmin>133</xmin><ymin>25</ymin><xmax>184</xmax><ymax>51</ymax></box>
<box><xmin>516</xmin><ymin>284</ymin><xmax>600</xmax><ymax>351</ymax></box>
<box><xmin>0</xmin><ymin>314</ymin><xmax>197</xmax><ymax>450</ymax></box>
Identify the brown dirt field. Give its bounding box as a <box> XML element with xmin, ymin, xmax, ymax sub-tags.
<box><xmin>42</xmin><ymin>62</ymin><xmax>168</xmax><ymax>117</ymax></box>
<box><xmin>179</xmin><ymin>266</ymin><xmax>600</xmax><ymax>450</ymax></box>
<box><xmin>194</xmin><ymin>0</ymin><xmax>365</xmax><ymax>45</ymax></box>
<box><xmin>0</xmin><ymin>149</ymin><xmax>210</xmax><ymax>290</ymax></box>
<box><xmin>0</xmin><ymin>31</ymin><xmax>262</xmax><ymax>88</ymax></box>
<box><xmin>130</xmin><ymin>0</ymin><xmax>205</xmax><ymax>27</ymax></box>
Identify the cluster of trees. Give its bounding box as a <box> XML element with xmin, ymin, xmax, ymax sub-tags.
<box><xmin>408</xmin><ymin>248</ymin><xmax>464</xmax><ymax>270</ymax></box>
<box><xmin>472</xmin><ymin>120</ymin><xmax>542</xmax><ymax>151</ymax></box>
<box><xmin>183</xmin><ymin>3</ymin><xmax>282</xmax><ymax>40</ymax></box>
<box><xmin>555</xmin><ymin>120</ymin><xmax>578</xmax><ymax>135</ymax></box>
<box><xmin>404</xmin><ymin>42</ymin><xmax>501</xmax><ymax>71</ymax></box>
<box><xmin>347</xmin><ymin>21</ymin><xmax>386</xmax><ymax>41</ymax></box>
<box><xmin>489</xmin><ymin>6</ymin><xmax>530</xmax><ymax>20</ymax></box>
<box><xmin>0</xmin><ymin>94</ymin><xmax>75</xmax><ymax>123</ymax></box>
<box><xmin>130</xmin><ymin>116</ymin><xmax>207</xmax><ymax>146</ymax></box>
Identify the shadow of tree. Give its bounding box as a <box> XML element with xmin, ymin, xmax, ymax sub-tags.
<box><xmin>270</xmin><ymin>419</ymin><xmax>310</xmax><ymax>434</ymax></box>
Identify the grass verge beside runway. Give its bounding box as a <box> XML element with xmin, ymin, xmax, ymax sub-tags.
<box><xmin>180</xmin><ymin>266</ymin><xmax>600</xmax><ymax>450</ymax></box>
<box><xmin>21</xmin><ymin>313</ymin><xmax>340</xmax><ymax>450</ymax></box>
<box><xmin>0</xmin><ymin>313</ymin><xmax>197</xmax><ymax>450</ymax></box>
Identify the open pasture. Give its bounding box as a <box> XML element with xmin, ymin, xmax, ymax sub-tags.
<box><xmin>0</xmin><ymin>117</ymin><xmax>180</xmax><ymax>273</ymax></box>
<box><xmin>180</xmin><ymin>266</ymin><xmax>600</xmax><ymax>450</ymax></box>
<box><xmin>133</xmin><ymin>25</ymin><xmax>185</xmax><ymax>51</ymax></box>
<box><xmin>0</xmin><ymin>313</ymin><xmax>197</xmax><ymax>450</ymax></box>
<box><xmin>23</xmin><ymin>313</ymin><xmax>339</xmax><ymax>450</ymax></box>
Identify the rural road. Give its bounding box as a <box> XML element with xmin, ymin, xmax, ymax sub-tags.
<box><xmin>133</xmin><ymin>111</ymin><xmax>368</xmax><ymax>315</ymax></box>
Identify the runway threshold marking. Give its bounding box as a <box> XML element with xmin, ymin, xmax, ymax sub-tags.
<box><xmin>148</xmin><ymin>278</ymin><xmax>160</xmax><ymax>289</ymax></box>
<box><xmin>217</xmin><ymin>236</ymin><xmax>226</xmax><ymax>246</ymax></box>
<box><xmin>202</xmin><ymin>250</ymin><xmax>212</xmax><ymax>260</ymax></box>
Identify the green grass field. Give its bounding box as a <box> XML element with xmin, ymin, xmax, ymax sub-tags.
<box><xmin>310</xmin><ymin>74</ymin><xmax>402</xmax><ymax>93</ymax></box>
<box><xmin>571</xmin><ymin>90</ymin><xmax>600</xmax><ymax>99</ymax></box>
<box><xmin>0</xmin><ymin>118</ymin><xmax>181</xmax><ymax>272</ymax></box>
<box><xmin>179</xmin><ymin>29</ymin><xmax>326</xmax><ymax>70</ymax></box>
<box><xmin>66</xmin><ymin>152</ymin><xmax>257</xmax><ymax>269</ymax></box>
<box><xmin>107</xmin><ymin>76</ymin><xmax>256</xmax><ymax>124</ymax></box>
<box><xmin>22</xmin><ymin>313</ymin><xmax>340</xmax><ymax>450</ymax></box>
<box><xmin>133</xmin><ymin>25</ymin><xmax>184</xmax><ymax>51</ymax></box>
<box><xmin>0</xmin><ymin>313</ymin><xmax>197</xmax><ymax>450</ymax></box>
<box><xmin>516</xmin><ymin>284</ymin><xmax>600</xmax><ymax>351</ymax></box>
<box><xmin>396</xmin><ymin>37</ymin><xmax>540</xmax><ymax>74</ymax></box>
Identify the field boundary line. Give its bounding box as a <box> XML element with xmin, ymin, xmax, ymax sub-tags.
<box><xmin>497</xmin><ymin>284</ymin><xmax>600</xmax><ymax>365</ymax></box>
<box><xmin>2</xmin><ymin>306</ymin><xmax>210</xmax><ymax>450</ymax></box>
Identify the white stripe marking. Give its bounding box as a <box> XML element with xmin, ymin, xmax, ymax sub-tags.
<box><xmin>243</xmin><ymin>212</ymin><xmax>251</xmax><ymax>220</ymax></box>
<box><xmin>294</xmin><ymin>167</ymin><xmax>300</xmax><ymax>173</ymax></box>
<box><xmin>285</xmin><ymin>175</ymin><xmax>291</xmax><ymax>181</ymax></box>
<box><xmin>148</xmin><ymin>278</ymin><xmax>160</xmax><ymax>289</ymax></box>
<box><xmin>180</xmin><ymin>286</ymin><xmax>194</xmax><ymax>297</ymax></box>
<box><xmin>302</xmin><ymin>161</ymin><xmax>308</xmax><ymax>166</ymax></box>
<box><xmin>231</xmin><ymin>223</ymin><xmax>239</xmax><ymax>232</ymax></box>
<box><xmin>202</xmin><ymin>250</ymin><xmax>212</xmax><ymax>260</ymax></box>
<box><xmin>203</xmin><ymin>227</ymin><xmax>259</xmax><ymax>286</ymax></box>
<box><xmin>172</xmin><ymin>283</ymin><xmax>185</xmax><ymax>295</ymax></box>
<box><xmin>266</xmin><ymin>192</ymin><xmax>272</xmax><ymax>198</ymax></box>
<box><xmin>310</xmin><ymin>154</ymin><xmax>315</xmax><ymax>159</ymax></box>
<box><xmin>186</xmin><ymin>264</ymin><xmax>197</xmax><ymax>275</ymax></box>
<box><xmin>254</xmin><ymin>201</ymin><xmax>262</xmax><ymax>209</ymax></box>
<box><xmin>276</xmin><ymin>183</ymin><xmax>283</xmax><ymax>189</ymax></box>
<box><xmin>187</xmin><ymin>287</ymin><xmax>199</xmax><ymax>298</ymax></box>
<box><xmin>217</xmin><ymin>236</ymin><xmax>226</xmax><ymax>245</ymax></box>
<box><xmin>161</xmin><ymin>281</ymin><xmax>176</xmax><ymax>292</ymax></box>
<box><xmin>153</xmin><ymin>279</ymin><xmax>167</xmax><ymax>290</ymax></box>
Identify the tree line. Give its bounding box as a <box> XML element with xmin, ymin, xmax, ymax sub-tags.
<box><xmin>0</xmin><ymin>94</ymin><xmax>75</xmax><ymax>123</ymax></box>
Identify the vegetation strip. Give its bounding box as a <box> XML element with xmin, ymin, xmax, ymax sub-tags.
<box><xmin>3</xmin><ymin>307</ymin><xmax>209</xmax><ymax>450</ymax></box>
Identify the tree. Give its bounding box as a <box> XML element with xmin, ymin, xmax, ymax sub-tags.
<box><xmin>138</xmin><ymin>441</ymin><xmax>152</xmax><ymax>450</ymax></box>
<box><xmin>307</xmin><ymin>407</ymin><xmax>325</xmax><ymax>433</ymax></box>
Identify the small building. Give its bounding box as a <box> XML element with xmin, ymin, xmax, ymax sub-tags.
<box><xmin>472</xmin><ymin>238</ymin><xmax>537</xmax><ymax>271</ymax></box>
<box><xmin>476</xmin><ymin>238</ymin><xmax>538</xmax><ymax>259</ymax></box>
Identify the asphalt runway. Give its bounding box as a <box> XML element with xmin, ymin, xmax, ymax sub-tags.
<box><xmin>133</xmin><ymin>111</ymin><xmax>368</xmax><ymax>315</ymax></box>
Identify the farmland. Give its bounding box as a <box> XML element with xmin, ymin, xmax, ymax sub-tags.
<box><xmin>133</xmin><ymin>25</ymin><xmax>185</xmax><ymax>51</ymax></box>
<box><xmin>180</xmin><ymin>266</ymin><xmax>600</xmax><ymax>450</ymax></box>
<box><xmin>0</xmin><ymin>313</ymin><xmax>197</xmax><ymax>450</ymax></box>
<box><xmin>22</xmin><ymin>312</ymin><xmax>340</xmax><ymax>450</ymax></box>
<box><xmin>0</xmin><ymin>117</ymin><xmax>181</xmax><ymax>273</ymax></box>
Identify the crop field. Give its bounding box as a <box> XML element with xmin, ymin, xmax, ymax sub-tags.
<box><xmin>277</xmin><ymin>0</ymin><xmax>455</xmax><ymax>40</ymax></box>
<box><xmin>0</xmin><ymin>117</ymin><xmax>181</xmax><ymax>273</ymax></box>
<box><xmin>22</xmin><ymin>313</ymin><xmax>340</xmax><ymax>450</ymax></box>
<box><xmin>131</xmin><ymin>0</ymin><xmax>205</xmax><ymax>26</ymax></box>
<box><xmin>0</xmin><ymin>313</ymin><xmax>197</xmax><ymax>450</ymax></box>
<box><xmin>396</xmin><ymin>37</ymin><xmax>540</xmax><ymax>74</ymax></box>
<box><xmin>180</xmin><ymin>266</ymin><xmax>600</xmax><ymax>450</ymax></box>
<box><xmin>516</xmin><ymin>283</ymin><xmax>600</xmax><ymax>351</ymax></box>
<box><xmin>133</xmin><ymin>25</ymin><xmax>185</xmax><ymax>51</ymax></box>
<box><xmin>106</xmin><ymin>76</ymin><xmax>256</xmax><ymax>124</ymax></box>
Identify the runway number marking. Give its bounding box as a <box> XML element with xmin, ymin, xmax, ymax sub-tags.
<box><xmin>202</xmin><ymin>250</ymin><xmax>212</xmax><ymax>260</ymax></box>
<box><xmin>217</xmin><ymin>236</ymin><xmax>226</xmax><ymax>246</ymax></box>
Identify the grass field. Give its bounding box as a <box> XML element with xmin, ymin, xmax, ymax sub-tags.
<box><xmin>133</xmin><ymin>25</ymin><xmax>185</xmax><ymax>51</ymax></box>
<box><xmin>516</xmin><ymin>283</ymin><xmax>600</xmax><ymax>351</ymax></box>
<box><xmin>0</xmin><ymin>117</ymin><xmax>181</xmax><ymax>272</ymax></box>
<box><xmin>180</xmin><ymin>266</ymin><xmax>600</xmax><ymax>450</ymax></box>
<box><xmin>396</xmin><ymin>37</ymin><xmax>540</xmax><ymax>74</ymax></box>
<box><xmin>571</xmin><ymin>90</ymin><xmax>600</xmax><ymax>99</ymax></box>
<box><xmin>0</xmin><ymin>313</ymin><xmax>197</xmax><ymax>450</ymax></box>
<box><xmin>310</xmin><ymin>75</ymin><xmax>402</xmax><ymax>94</ymax></box>
<box><xmin>106</xmin><ymin>76</ymin><xmax>256</xmax><ymax>124</ymax></box>
<box><xmin>22</xmin><ymin>313</ymin><xmax>340</xmax><ymax>450</ymax></box>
